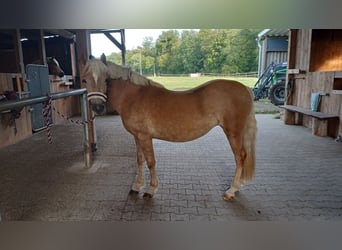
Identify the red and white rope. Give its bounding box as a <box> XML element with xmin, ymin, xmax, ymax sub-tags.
<box><xmin>43</xmin><ymin>94</ymin><xmax>91</xmax><ymax>144</ymax></box>
<box><xmin>43</xmin><ymin>95</ymin><xmax>52</xmax><ymax>144</ymax></box>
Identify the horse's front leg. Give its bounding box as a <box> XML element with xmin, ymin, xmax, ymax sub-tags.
<box><xmin>130</xmin><ymin>138</ymin><xmax>146</xmax><ymax>194</ymax></box>
<box><xmin>136</xmin><ymin>136</ymin><xmax>158</xmax><ymax>198</ymax></box>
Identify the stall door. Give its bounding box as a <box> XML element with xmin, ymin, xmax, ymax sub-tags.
<box><xmin>26</xmin><ymin>64</ymin><xmax>52</xmax><ymax>132</ymax></box>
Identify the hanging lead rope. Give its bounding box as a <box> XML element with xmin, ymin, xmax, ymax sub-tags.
<box><xmin>42</xmin><ymin>94</ymin><xmax>91</xmax><ymax>144</ymax></box>
<box><xmin>43</xmin><ymin>94</ymin><xmax>52</xmax><ymax>144</ymax></box>
<box><xmin>52</xmin><ymin>105</ymin><xmax>90</xmax><ymax>125</ymax></box>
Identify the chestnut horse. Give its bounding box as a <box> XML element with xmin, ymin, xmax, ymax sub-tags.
<box><xmin>82</xmin><ymin>54</ymin><xmax>257</xmax><ymax>200</ymax></box>
<box><xmin>32</xmin><ymin>57</ymin><xmax>65</xmax><ymax>77</ymax></box>
<box><xmin>47</xmin><ymin>57</ymin><xmax>65</xmax><ymax>77</ymax></box>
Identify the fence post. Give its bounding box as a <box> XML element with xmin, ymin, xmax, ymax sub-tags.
<box><xmin>80</xmin><ymin>91</ymin><xmax>91</xmax><ymax>168</ymax></box>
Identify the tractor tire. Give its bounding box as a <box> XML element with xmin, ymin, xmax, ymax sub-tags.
<box><xmin>269</xmin><ymin>80</ymin><xmax>285</xmax><ymax>105</ymax></box>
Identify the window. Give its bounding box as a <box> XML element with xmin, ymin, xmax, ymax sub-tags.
<box><xmin>309</xmin><ymin>29</ymin><xmax>342</xmax><ymax>72</ymax></box>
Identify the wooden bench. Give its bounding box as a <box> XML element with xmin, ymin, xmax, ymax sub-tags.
<box><xmin>280</xmin><ymin>105</ymin><xmax>339</xmax><ymax>137</ymax></box>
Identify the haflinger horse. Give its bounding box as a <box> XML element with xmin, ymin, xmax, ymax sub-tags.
<box><xmin>82</xmin><ymin>54</ymin><xmax>257</xmax><ymax>201</ymax></box>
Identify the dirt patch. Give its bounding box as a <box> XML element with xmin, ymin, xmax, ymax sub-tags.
<box><xmin>254</xmin><ymin>99</ymin><xmax>282</xmax><ymax>114</ymax></box>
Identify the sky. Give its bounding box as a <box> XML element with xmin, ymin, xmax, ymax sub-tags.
<box><xmin>90</xmin><ymin>29</ymin><xmax>170</xmax><ymax>57</ymax></box>
<box><xmin>90</xmin><ymin>29</ymin><xmax>198</xmax><ymax>57</ymax></box>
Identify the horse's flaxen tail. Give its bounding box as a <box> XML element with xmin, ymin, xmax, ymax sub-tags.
<box><xmin>241</xmin><ymin>92</ymin><xmax>257</xmax><ymax>181</ymax></box>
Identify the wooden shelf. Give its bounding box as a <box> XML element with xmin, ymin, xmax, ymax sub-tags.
<box><xmin>332</xmin><ymin>90</ymin><xmax>342</xmax><ymax>95</ymax></box>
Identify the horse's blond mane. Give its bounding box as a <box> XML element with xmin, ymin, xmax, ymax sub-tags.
<box><xmin>84</xmin><ymin>54</ymin><xmax>164</xmax><ymax>88</ymax></box>
<box><xmin>83</xmin><ymin>59</ymin><xmax>108</xmax><ymax>78</ymax></box>
<box><xmin>106</xmin><ymin>61</ymin><xmax>164</xmax><ymax>88</ymax></box>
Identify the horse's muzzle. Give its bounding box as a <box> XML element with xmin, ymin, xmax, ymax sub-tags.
<box><xmin>91</xmin><ymin>102</ymin><xmax>105</xmax><ymax>114</ymax></box>
<box><xmin>88</xmin><ymin>92</ymin><xmax>107</xmax><ymax>115</ymax></box>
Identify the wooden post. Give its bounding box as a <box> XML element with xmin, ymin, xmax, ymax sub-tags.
<box><xmin>312</xmin><ymin>118</ymin><xmax>328</xmax><ymax>136</ymax></box>
<box><xmin>75</xmin><ymin>29</ymin><xmax>91</xmax><ymax>75</ymax></box>
<box><xmin>13</xmin><ymin>29</ymin><xmax>25</xmax><ymax>78</ymax></box>
<box><xmin>39</xmin><ymin>29</ymin><xmax>47</xmax><ymax>65</ymax></box>
<box><xmin>70</xmin><ymin>42</ymin><xmax>77</xmax><ymax>80</ymax></box>
<box><xmin>75</xmin><ymin>30</ymin><xmax>96</xmax><ymax>156</ymax></box>
<box><xmin>120</xmin><ymin>29</ymin><xmax>126</xmax><ymax>65</ymax></box>
<box><xmin>284</xmin><ymin>29</ymin><xmax>298</xmax><ymax>125</ymax></box>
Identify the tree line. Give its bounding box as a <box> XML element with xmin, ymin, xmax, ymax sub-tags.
<box><xmin>106</xmin><ymin>29</ymin><xmax>262</xmax><ymax>75</ymax></box>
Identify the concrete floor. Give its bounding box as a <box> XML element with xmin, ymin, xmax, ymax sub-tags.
<box><xmin>0</xmin><ymin>114</ymin><xmax>342</xmax><ymax>221</ymax></box>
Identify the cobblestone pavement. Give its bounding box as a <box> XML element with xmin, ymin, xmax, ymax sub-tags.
<box><xmin>0</xmin><ymin>114</ymin><xmax>341</xmax><ymax>221</ymax></box>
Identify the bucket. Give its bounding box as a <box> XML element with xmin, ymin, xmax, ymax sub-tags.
<box><xmin>311</xmin><ymin>92</ymin><xmax>321</xmax><ymax>112</ymax></box>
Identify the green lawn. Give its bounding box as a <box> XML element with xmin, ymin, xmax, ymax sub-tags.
<box><xmin>147</xmin><ymin>76</ymin><xmax>257</xmax><ymax>90</ymax></box>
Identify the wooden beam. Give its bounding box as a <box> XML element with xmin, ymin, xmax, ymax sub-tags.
<box><xmin>75</xmin><ymin>29</ymin><xmax>91</xmax><ymax>75</ymax></box>
<box><xmin>44</xmin><ymin>29</ymin><xmax>75</xmax><ymax>40</ymax></box>
<box><xmin>39</xmin><ymin>29</ymin><xmax>47</xmax><ymax>65</ymax></box>
<box><xmin>90</xmin><ymin>29</ymin><xmax>121</xmax><ymax>34</ymax></box>
<box><xmin>103</xmin><ymin>31</ymin><xmax>123</xmax><ymax>51</ymax></box>
<box><xmin>13</xmin><ymin>29</ymin><xmax>25</xmax><ymax>77</ymax></box>
<box><xmin>285</xmin><ymin>29</ymin><xmax>298</xmax><ymax>105</ymax></box>
<box><xmin>120</xmin><ymin>29</ymin><xmax>126</xmax><ymax>65</ymax></box>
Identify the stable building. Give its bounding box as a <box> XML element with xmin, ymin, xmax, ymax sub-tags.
<box><xmin>0</xmin><ymin>29</ymin><xmax>126</xmax><ymax>149</ymax></box>
<box><xmin>283</xmin><ymin>29</ymin><xmax>342</xmax><ymax>138</ymax></box>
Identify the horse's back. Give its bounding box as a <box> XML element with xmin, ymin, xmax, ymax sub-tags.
<box><xmin>194</xmin><ymin>79</ymin><xmax>253</xmax><ymax>112</ymax></box>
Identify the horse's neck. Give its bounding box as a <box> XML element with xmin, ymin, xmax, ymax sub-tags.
<box><xmin>107</xmin><ymin>79</ymin><xmax>140</xmax><ymax>113</ymax></box>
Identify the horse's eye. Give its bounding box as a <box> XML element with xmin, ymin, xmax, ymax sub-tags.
<box><xmin>82</xmin><ymin>79</ymin><xmax>87</xmax><ymax>84</ymax></box>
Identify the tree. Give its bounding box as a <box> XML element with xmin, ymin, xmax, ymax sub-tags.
<box><xmin>155</xmin><ymin>30</ymin><xmax>180</xmax><ymax>74</ymax></box>
<box><xmin>105</xmin><ymin>29</ymin><xmax>261</xmax><ymax>75</ymax></box>
<box><xmin>224</xmin><ymin>29</ymin><xmax>261</xmax><ymax>73</ymax></box>
<box><xmin>178</xmin><ymin>30</ymin><xmax>203</xmax><ymax>73</ymax></box>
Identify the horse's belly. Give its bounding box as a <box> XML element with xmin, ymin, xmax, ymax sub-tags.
<box><xmin>151</xmin><ymin>117</ymin><xmax>217</xmax><ymax>142</ymax></box>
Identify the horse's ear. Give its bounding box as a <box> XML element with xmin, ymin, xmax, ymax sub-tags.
<box><xmin>89</xmin><ymin>55</ymin><xmax>95</xmax><ymax>60</ymax></box>
<box><xmin>100</xmin><ymin>53</ymin><xmax>107</xmax><ymax>65</ymax></box>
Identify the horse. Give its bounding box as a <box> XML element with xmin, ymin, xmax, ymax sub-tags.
<box><xmin>47</xmin><ymin>57</ymin><xmax>65</xmax><ymax>77</ymax></box>
<box><xmin>82</xmin><ymin>54</ymin><xmax>257</xmax><ymax>200</ymax></box>
<box><xmin>31</xmin><ymin>57</ymin><xmax>65</xmax><ymax>77</ymax></box>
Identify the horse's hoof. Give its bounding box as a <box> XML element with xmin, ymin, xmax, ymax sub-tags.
<box><xmin>129</xmin><ymin>189</ymin><xmax>139</xmax><ymax>196</ymax></box>
<box><xmin>143</xmin><ymin>193</ymin><xmax>153</xmax><ymax>199</ymax></box>
<box><xmin>223</xmin><ymin>193</ymin><xmax>234</xmax><ymax>201</ymax></box>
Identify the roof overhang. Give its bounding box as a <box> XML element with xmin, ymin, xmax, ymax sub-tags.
<box><xmin>258</xmin><ymin>29</ymin><xmax>289</xmax><ymax>41</ymax></box>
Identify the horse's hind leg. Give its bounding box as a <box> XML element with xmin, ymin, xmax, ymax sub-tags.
<box><xmin>135</xmin><ymin>136</ymin><xmax>158</xmax><ymax>198</ymax></box>
<box><xmin>130</xmin><ymin>138</ymin><xmax>146</xmax><ymax>194</ymax></box>
<box><xmin>222</xmin><ymin>128</ymin><xmax>246</xmax><ymax>200</ymax></box>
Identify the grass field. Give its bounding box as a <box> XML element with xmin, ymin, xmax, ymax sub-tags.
<box><xmin>148</xmin><ymin>76</ymin><xmax>257</xmax><ymax>90</ymax></box>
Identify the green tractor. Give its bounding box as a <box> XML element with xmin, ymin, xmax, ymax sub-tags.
<box><xmin>253</xmin><ymin>62</ymin><xmax>287</xmax><ymax>105</ymax></box>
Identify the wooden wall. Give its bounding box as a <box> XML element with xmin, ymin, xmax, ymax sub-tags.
<box><xmin>0</xmin><ymin>29</ymin><xmax>86</xmax><ymax>149</ymax></box>
<box><xmin>286</xmin><ymin>29</ymin><xmax>342</xmax><ymax>137</ymax></box>
<box><xmin>259</xmin><ymin>36</ymin><xmax>288</xmax><ymax>74</ymax></box>
<box><xmin>49</xmin><ymin>75</ymin><xmax>78</xmax><ymax>124</ymax></box>
<box><xmin>0</xmin><ymin>73</ymin><xmax>78</xmax><ymax>149</ymax></box>
<box><xmin>0</xmin><ymin>73</ymin><xmax>32</xmax><ymax>148</ymax></box>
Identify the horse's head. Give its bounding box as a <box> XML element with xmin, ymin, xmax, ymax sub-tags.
<box><xmin>47</xmin><ymin>57</ymin><xmax>65</xmax><ymax>77</ymax></box>
<box><xmin>82</xmin><ymin>54</ymin><xmax>110</xmax><ymax>115</ymax></box>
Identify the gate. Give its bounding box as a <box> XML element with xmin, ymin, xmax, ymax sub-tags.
<box><xmin>26</xmin><ymin>64</ymin><xmax>52</xmax><ymax>131</ymax></box>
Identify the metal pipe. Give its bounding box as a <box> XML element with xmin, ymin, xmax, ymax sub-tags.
<box><xmin>0</xmin><ymin>88</ymin><xmax>87</xmax><ymax>112</ymax></box>
<box><xmin>0</xmin><ymin>88</ymin><xmax>92</xmax><ymax>168</ymax></box>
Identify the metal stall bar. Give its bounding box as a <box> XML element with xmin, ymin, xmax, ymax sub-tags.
<box><xmin>0</xmin><ymin>88</ymin><xmax>92</xmax><ymax>168</ymax></box>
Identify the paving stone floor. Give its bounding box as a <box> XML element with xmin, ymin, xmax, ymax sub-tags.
<box><xmin>0</xmin><ymin>114</ymin><xmax>342</xmax><ymax>221</ymax></box>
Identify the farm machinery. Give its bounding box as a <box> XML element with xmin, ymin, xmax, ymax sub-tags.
<box><xmin>252</xmin><ymin>62</ymin><xmax>287</xmax><ymax>105</ymax></box>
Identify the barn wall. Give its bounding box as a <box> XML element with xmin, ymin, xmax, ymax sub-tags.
<box><xmin>49</xmin><ymin>75</ymin><xmax>79</xmax><ymax>124</ymax></box>
<box><xmin>286</xmin><ymin>29</ymin><xmax>342</xmax><ymax>136</ymax></box>
<box><xmin>260</xmin><ymin>36</ymin><xmax>288</xmax><ymax>74</ymax></box>
<box><xmin>0</xmin><ymin>73</ymin><xmax>32</xmax><ymax>148</ymax></box>
<box><xmin>0</xmin><ymin>29</ymin><xmax>85</xmax><ymax>149</ymax></box>
<box><xmin>0</xmin><ymin>73</ymin><xmax>78</xmax><ymax>149</ymax></box>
